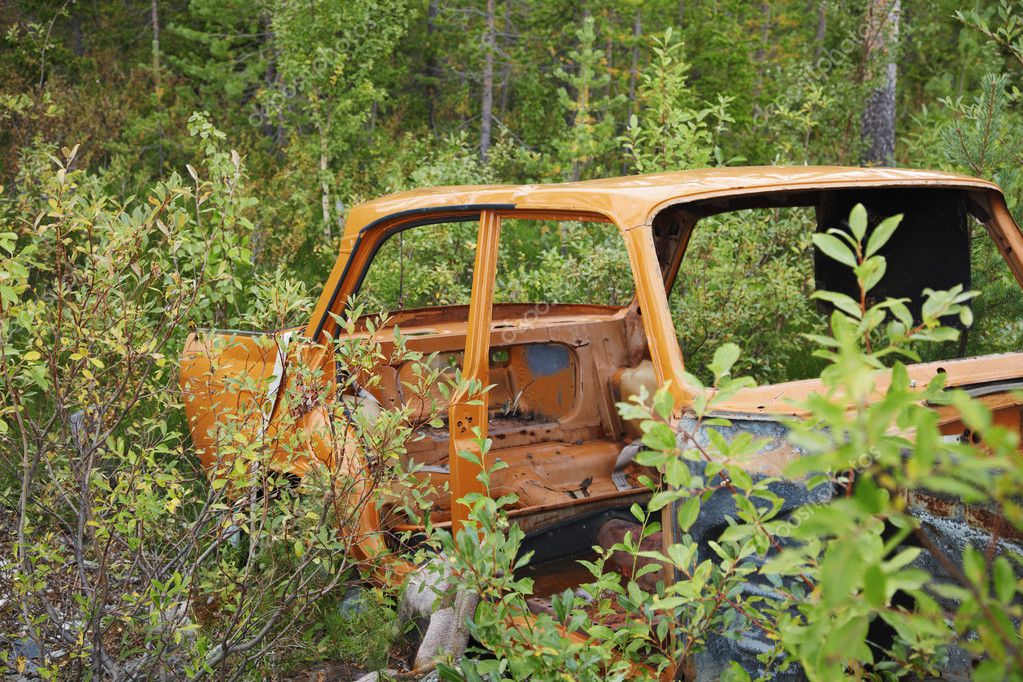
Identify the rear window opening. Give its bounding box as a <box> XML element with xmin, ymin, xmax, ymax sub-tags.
<box><xmin>659</xmin><ymin>188</ymin><xmax>1019</xmax><ymax>384</ymax></box>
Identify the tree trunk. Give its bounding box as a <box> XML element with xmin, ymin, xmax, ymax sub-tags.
<box><xmin>151</xmin><ymin>0</ymin><xmax>164</xmax><ymax>168</ymax></box>
<box><xmin>70</xmin><ymin>12</ymin><xmax>84</xmax><ymax>57</ymax></box>
<box><xmin>151</xmin><ymin>0</ymin><xmax>161</xmax><ymax>92</ymax></box>
<box><xmin>499</xmin><ymin>0</ymin><xmax>513</xmax><ymax>116</ymax></box>
<box><xmin>628</xmin><ymin>9</ymin><xmax>641</xmax><ymax>118</ymax></box>
<box><xmin>860</xmin><ymin>0</ymin><xmax>900</xmax><ymax>166</ymax></box>
<box><xmin>480</xmin><ymin>0</ymin><xmax>496</xmax><ymax>162</ymax></box>
<box><xmin>815</xmin><ymin>1</ymin><xmax>827</xmax><ymax>58</ymax></box>
<box><xmin>426</xmin><ymin>0</ymin><xmax>439</xmax><ymax>135</ymax></box>
<box><xmin>320</xmin><ymin>129</ymin><xmax>331</xmax><ymax>239</ymax></box>
<box><xmin>753</xmin><ymin>2</ymin><xmax>771</xmax><ymax>96</ymax></box>
<box><xmin>605</xmin><ymin>19</ymin><xmax>614</xmax><ymax>103</ymax></box>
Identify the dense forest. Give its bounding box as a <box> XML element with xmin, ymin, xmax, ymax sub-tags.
<box><xmin>5</xmin><ymin>1</ymin><xmax>1023</xmax><ymax>680</ymax></box>
<box><xmin>1</xmin><ymin>0</ymin><xmax>1022</xmax><ymax>266</ymax></box>
<box><xmin>4</xmin><ymin>0</ymin><xmax>1023</xmax><ymax>372</ymax></box>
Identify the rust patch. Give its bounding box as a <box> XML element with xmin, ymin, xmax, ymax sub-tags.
<box><xmin>964</xmin><ymin>504</ymin><xmax>1023</xmax><ymax>543</ymax></box>
<box><xmin>909</xmin><ymin>492</ymin><xmax>958</xmax><ymax>519</ymax></box>
<box><xmin>908</xmin><ymin>491</ymin><xmax>1023</xmax><ymax>543</ymax></box>
<box><xmin>743</xmin><ymin>442</ymin><xmax>803</xmax><ymax>477</ymax></box>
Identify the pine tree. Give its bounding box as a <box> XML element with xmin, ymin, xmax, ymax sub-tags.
<box><xmin>269</xmin><ymin>0</ymin><xmax>415</xmax><ymax>235</ymax></box>
<box><xmin>553</xmin><ymin>15</ymin><xmax>621</xmax><ymax>181</ymax></box>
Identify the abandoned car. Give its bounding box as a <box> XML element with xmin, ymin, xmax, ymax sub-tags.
<box><xmin>181</xmin><ymin>167</ymin><xmax>1023</xmax><ymax>677</ymax></box>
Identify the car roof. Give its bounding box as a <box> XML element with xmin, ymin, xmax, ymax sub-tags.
<box><xmin>341</xmin><ymin>166</ymin><xmax>1000</xmax><ymax>241</ymax></box>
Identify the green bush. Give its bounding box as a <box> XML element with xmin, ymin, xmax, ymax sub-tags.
<box><xmin>0</xmin><ymin>122</ymin><xmax>441</xmax><ymax>679</ymax></box>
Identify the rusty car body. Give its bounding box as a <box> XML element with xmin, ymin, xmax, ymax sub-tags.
<box><xmin>180</xmin><ymin>167</ymin><xmax>1023</xmax><ymax>677</ymax></box>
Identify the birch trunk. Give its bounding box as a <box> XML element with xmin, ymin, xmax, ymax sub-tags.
<box><xmin>860</xmin><ymin>0</ymin><xmax>900</xmax><ymax>166</ymax></box>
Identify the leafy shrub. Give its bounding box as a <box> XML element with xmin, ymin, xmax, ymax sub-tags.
<box><xmin>0</xmin><ymin>122</ymin><xmax>441</xmax><ymax>679</ymax></box>
<box><xmin>621</xmin><ymin>28</ymin><xmax>735</xmax><ymax>173</ymax></box>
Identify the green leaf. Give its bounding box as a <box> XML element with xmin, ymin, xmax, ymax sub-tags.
<box><xmin>653</xmin><ymin>387</ymin><xmax>675</xmax><ymax>421</ymax></box>
<box><xmin>457</xmin><ymin>449</ymin><xmax>482</xmax><ymax>467</ymax></box>
<box><xmin>884</xmin><ymin>547</ymin><xmax>922</xmax><ymax>572</ymax></box>
<box><xmin>993</xmin><ymin>556</ymin><xmax>1016</xmax><ymax>604</ymax></box>
<box><xmin>730</xmin><ymin>468</ymin><xmax>755</xmax><ymax>494</ymax></box>
<box><xmin>859</xmin><ymin>256</ymin><xmax>887</xmax><ymax>292</ymax></box>
<box><xmin>664</xmin><ymin>457</ymin><xmax>692</xmax><ymax>487</ymax></box>
<box><xmin>974</xmin><ymin>658</ymin><xmax>1009</xmax><ymax>682</ymax></box>
<box><xmin>813</xmin><ymin>232</ymin><xmax>857</xmax><ymax>268</ymax></box>
<box><xmin>929</xmin><ymin>582</ymin><xmax>970</xmax><ymax>601</ymax></box>
<box><xmin>863</xmin><ymin>564</ymin><xmax>887</xmax><ymax>607</ymax></box>
<box><xmin>849</xmin><ymin>203</ymin><xmax>868</xmax><ymax>241</ymax></box>
<box><xmin>963</xmin><ymin>545</ymin><xmax>984</xmax><ymax>585</ymax></box>
<box><xmin>853</xmin><ymin>476</ymin><xmax>887</xmax><ymax>514</ymax></box>
<box><xmin>822</xmin><ymin>613</ymin><xmax>870</xmax><ymax>662</ymax></box>
<box><xmin>950</xmin><ymin>390</ymin><xmax>992</xmax><ymax>433</ymax></box>
<box><xmin>642</xmin><ymin>422</ymin><xmax>677</xmax><ymax>452</ymax></box>
<box><xmin>552</xmin><ymin>588</ymin><xmax>573</xmax><ymax>622</ymax></box>
<box><xmin>865</xmin><ymin>214</ymin><xmax>903</xmax><ymax>257</ymax></box>
<box><xmin>888</xmin><ymin>299</ymin><xmax>913</xmax><ymax>329</ymax></box>
<box><xmin>811</xmin><ymin>290</ymin><xmax>862</xmax><ymax>319</ymax></box>
<box><xmin>709</xmin><ymin>343</ymin><xmax>741</xmax><ymax>379</ymax></box>
<box><xmin>667</xmin><ymin>542</ymin><xmax>695</xmax><ymax>569</ymax></box>
<box><xmin>676</xmin><ymin>496</ymin><xmax>700</xmax><ymax>532</ymax></box>
<box><xmin>821</xmin><ymin>539</ymin><xmax>862</xmax><ymax>607</ymax></box>
<box><xmin>722</xmin><ymin>661</ymin><xmax>753</xmax><ymax>682</ymax></box>
<box><xmin>960</xmin><ymin>306</ymin><xmax>974</xmax><ymax>327</ymax></box>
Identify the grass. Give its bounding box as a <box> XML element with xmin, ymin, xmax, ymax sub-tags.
<box><xmin>312</xmin><ymin>587</ymin><xmax>400</xmax><ymax>672</ymax></box>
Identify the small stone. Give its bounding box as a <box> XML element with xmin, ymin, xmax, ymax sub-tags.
<box><xmin>12</xmin><ymin>638</ymin><xmax>41</xmax><ymax>660</ymax></box>
<box><xmin>9</xmin><ymin>638</ymin><xmax>41</xmax><ymax>675</ymax></box>
<box><xmin>353</xmin><ymin>670</ymin><xmax>399</xmax><ymax>682</ymax></box>
<box><xmin>340</xmin><ymin>586</ymin><xmax>368</xmax><ymax>615</ymax></box>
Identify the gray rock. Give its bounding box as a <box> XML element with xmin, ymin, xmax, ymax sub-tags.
<box><xmin>8</xmin><ymin>638</ymin><xmax>41</xmax><ymax>675</ymax></box>
<box><xmin>353</xmin><ymin>671</ymin><xmax>398</xmax><ymax>682</ymax></box>
<box><xmin>340</xmin><ymin>585</ymin><xmax>368</xmax><ymax>615</ymax></box>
